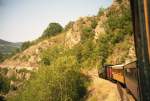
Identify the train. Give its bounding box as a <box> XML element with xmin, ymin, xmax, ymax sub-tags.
<box><xmin>98</xmin><ymin>61</ymin><xmax>138</xmax><ymax>100</ymax></box>
<box><xmin>98</xmin><ymin>0</ymin><xmax>150</xmax><ymax>100</ymax></box>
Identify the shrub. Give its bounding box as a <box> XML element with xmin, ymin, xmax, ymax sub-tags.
<box><xmin>0</xmin><ymin>53</ymin><xmax>4</xmax><ymax>63</ymax></box>
<box><xmin>0</xmin><ymin>74</ymin><xmax>10</xmax><ymax>94</ymax></box>
<box><xmin>91</xmin><ymin>19</ymin><xmax>98</xmax><ymax>29</ymax></box>
<box><xmin>111</xmin><ymin>32</ymin><xmax>124</xmax><ymax>44</ymax></box>
<box><xmin>72</xmin><ymin>40</ymin><xmax>99</xmax><ymax>69</ymax></box>
<box><xmin>8</xmin><ymin>42</ymin><xmax>92</xmax><ymax>101</ymax></box>
<box><xmin>17</xmin><ymin>69</ymin><xmax>31</xmax><ymax>73</ymax></box>
<box><xmin>8</xmin><ymin>57</ymin><xmax>89</xmax><ymax>101</ymax></box>
<box><xmin>9</xmin><ymin>75</ymin><xmax>17</xmax><ymax>81</ymax></box>
<box><xmin>0</xmin><ymin>68</ymin><xmax>9</xmax><ymax>75</ymax></box>
<box><xmin>20</xmin><ymin>55</ymin><xmax>29</xmax><ymax>61</ymax></box>
<box><xmin>81</xmin><ymin>27</ymin><xmax>94</xmax><ymax>42</ymax></box>
<box><xmin>116</xmin><ymin>0</ymin><xmax>122</xmax><ymax>3</ymax></box>
<box><xmin>40</xmin><ymin>45</ymin><xmax>64</xmax><ymax>65</ymax></box>
<box><xmin>0</xmin><ymin>96</ymin><xmax>6</xmax><ymax>101</ymax></box>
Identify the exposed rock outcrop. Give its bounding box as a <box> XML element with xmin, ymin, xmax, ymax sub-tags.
<box><xmin>65</xmin><ymin>29</ymin><xmax>81</xmax><ymax>48</ymax></box>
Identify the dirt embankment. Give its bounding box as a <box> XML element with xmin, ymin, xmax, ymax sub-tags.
<box><xmin>82</xmin><ymin>69</ymin><xmax>121</xmax><ymax>101</ymax></box>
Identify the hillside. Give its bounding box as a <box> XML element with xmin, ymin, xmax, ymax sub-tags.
<box><xmin>1</xmin><ymin>33</ymin><xmax>65</xmax><ymax>70</ymax></box>
<box><xmin>0</xmin><ymin>0</ymin><xmax>136</xmax><ymax>101</ymax></box>
<box><xmin>1</xmin><ymin>0</ymin><xmax>135</xmax><ymax>70</ymax></box>
<box><xmin>0</xmin><ymin>39</ymin><xmax>22</xmax><ymax>55</ymax></box>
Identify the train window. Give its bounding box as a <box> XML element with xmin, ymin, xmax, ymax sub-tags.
<box><xmin>125</xmin><ymin>68</ymin><xmax>137</xmax><ymax>83</ymax></box>
<box><xmin>126</xmin><ymin>69</ymin><xmax>131</xmax><ymax>73</ymax></box>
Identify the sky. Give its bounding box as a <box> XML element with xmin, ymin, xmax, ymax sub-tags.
<box><xmin>0</xmin><ymin>0</ymin><xmax>112</xmax><ymax>42</ymax></box>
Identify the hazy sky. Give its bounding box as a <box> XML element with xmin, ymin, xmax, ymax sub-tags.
<box><xmin>0</xmin><ymin>0</ymin><xmax>112</xmax><ymax>42</ymax></box>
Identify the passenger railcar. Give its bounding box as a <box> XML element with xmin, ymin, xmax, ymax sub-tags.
<box><xmin>111</xmin><ymin>65</ymin><xmax>125</xmax><ymax>84</ymax></box>
<box><xmin>99</xmin><ymin>64</ymin><xmax>125</xmax><ymax>84</ymax></box>
<box><xmin>98</xmin><ymin>64</ymin><xmax>112</xmax><ymax>79</ymax></box>
<box><xmin>98</xmin><ymin>61</ymin><xmax>138</xmax><ymax>100</ymax></box>
<box><xmin>124</xmin><ymin>61</ymin><xmax>139</xmax><ymax>100</ymax></box>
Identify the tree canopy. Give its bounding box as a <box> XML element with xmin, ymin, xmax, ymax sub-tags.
<box><xmin>64</xmin><ymin>21</ymin><xmax>74</xmax><ymax>31</ymax></box>
<box><xmin>97</xmin><ymin>7</ymin><xmax>105</xmax><ymax>16</ymax></box>
<box><xmin>21</xmin><ymin>41</ymin><xmax>31</xmax><ymax>51</ymax></box>
<box><xmin>42</xmin><ymin>23</ymin><xmax>63</xmax><ymax>37</ymax></box>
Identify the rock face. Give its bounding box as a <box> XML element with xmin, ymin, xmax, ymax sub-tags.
<box><xmin>6</xmin><ymin>69</ymin><xmax>16</xmax><ymax>78</ymax></box>
<box><xmin>6</xmin><ymin>69</ymin><xmax>31</xmax><ymax>80</ymax></box>
<box><xmin>94</xmin><ymin>13</ymin><xmax>107</xmax><ymax>39</ymax></box>
<box><xmin>65</xmin><ymin>29</ymin><xmax>81</xmax><ymax>48</ymax></box>
<box><xmin>125</xmin><ymin>45</ymin><xmax>136</xmax><ymax>64</ymax></box>
<box><xmin>65</xmin><ymin>17</ymin><xmax>93</xmax><ymax>48</ymax></box>
<box><xmin>0</xmin><ymin>67</ymin><xmax>31</xmax><ymax>93</ymax></box>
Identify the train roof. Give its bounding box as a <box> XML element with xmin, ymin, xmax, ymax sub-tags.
<box><xmin>110</xmin><ymin>65</ymin><xmax>124</xmax><ymax>69</ymax></box>
<box><xmin>124</xmin><ymin>61</ymin><xmax>137</xmax><ymax>69</ymax></box>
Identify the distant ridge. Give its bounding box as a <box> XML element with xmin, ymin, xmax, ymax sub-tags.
<box><xmin>0</xmin><ymin>38</ymin><xmax>22</xmax><ymax>54</ymax></box>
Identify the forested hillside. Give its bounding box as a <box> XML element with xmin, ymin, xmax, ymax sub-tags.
<box><xmin>0</xmin><ymin>0</ymin><xmax>136</xmax><ymax>101</ymax></box>
<box><xmin>0</xmin><ymin>39</ymin><xmax>22</xmax><ymax>63</ymax></box>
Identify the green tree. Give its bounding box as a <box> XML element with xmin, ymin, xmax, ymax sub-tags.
<box><xmin>97</xmin><ymin>7</ymin><xmax>105</xmax><ymax>16</ymax></box>
<box><xmin>64</xmin><ymin>21</ymin><xmax>74</xmax><ymax>31</ymax></box>
<box><xmin>97</xmin><ymin>34</ymin><xmax>113</xmax><ymax>67</ymax></box>
<box><xmin>91</xmin><ymin>19</ymin><xmax>98</xmax><ymax>29</ymax></box>
<box><xmin>8</xmin><ymin>46</ymin><xmax>89</xmax><ymax>101</ymax></box>
<box><xmin>21</xmin><ymin>41</ymin><xmax>31</xmax><ymax>51</ymax></box>
<box><xmin>42</xmin><ymin>23</ymin><xmax>63</xmax><ymax>37</ymax></box>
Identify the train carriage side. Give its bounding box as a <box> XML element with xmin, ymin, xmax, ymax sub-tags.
<box><xmin>124</xmin><ymin>61</ymin><xmax>138</xmax><ymax>100</ymax></box>
<box><xmin>111</xmin><ymin>65</ymin><xmax>125</xmax><ymax>84</ymax></box>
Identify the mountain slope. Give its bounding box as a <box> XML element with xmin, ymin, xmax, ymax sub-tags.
<box><xmin>1</xmin><ymin>33</ymin><xmax>65</xmax><ymax>70</ymax></box>
<box><xmin>1</xmin><ymin>0</ymin><xmax>136</xmax><ymax>70</ymax></box>
<box><xmin>0</xmin><ymin>39</ymin><xmax>22</xmax><ymax>55</ymax></box>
